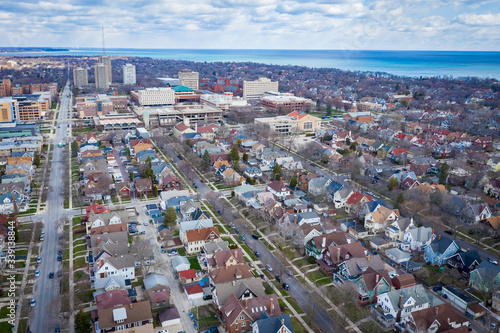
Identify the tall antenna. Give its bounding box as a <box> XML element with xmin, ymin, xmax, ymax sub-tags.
<box><xmin>101</xmin><ymin>25</ymin><xmax>106</xmax><ymax>55</ymax></box>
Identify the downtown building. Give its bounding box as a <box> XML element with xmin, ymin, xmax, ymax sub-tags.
<box><xmin>130</xmin><ymin>88</ymin><xmax>175</xmax><ymax>106</ymax></box>
<box><xmin>122</xmin><ymin>63</ymin><xmax>136</xmax><ymax>85</ymax></box>
<box><xmin>95</xmin><ymin>63</ymin><xmax>109</xmax><ymax>90</ymax></box>
<box><xmin>76</xmin><ymin>94</ymin><xmax>128</xmax><ymax>119</ymax></box>
<box><xmin>73</xmin><ymin>67</ymin><xmax>89</xmax><ymax>88</ymax></box>
<box><xmin>178</xmin><ymin>69</ymin><xmax>199</xmax><ymax>90</ymax></box>
<box><xmin>260</xmin><ymin>92</ymin><xmax>313</xmax><ymax>113</ymax></box>
<box><xmin>243</xmin><ymin>77</ymin><xmax>279</xmax><ymax>100</ymax></box>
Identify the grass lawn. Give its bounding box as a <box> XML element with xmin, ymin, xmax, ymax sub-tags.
<box><xmin>306</xmin><ymin>270</ymin><xmax>325</xmax><ymax>282</ymax></box>
<box><xmin>177</xmin><ymin>247</ymin><xmax>186</xmax><ymax>256</ymax></box>
<box><xmin>74</xmin><ymin>257</ymin><xmax>86</xmax><ymax>269</ymax></box>
<box><xmin>221</xmin><ymin>236</ymin><xmax>235</xmax><ymax>245</ymax></box>
<box><xmin>293</xmin><ymin>258</ymin><xmax>313</xmax><ymax>268</ymax></box>
<box><xmin>241</xmin><ymin>244</ymin><xmax>258</xmax><ymax>261</ymax></box>
<box><xmin>343</xmin><ymin>302</ymin><xmax>368</xmax><ymax>323</ymax></box>
<box><xmin>286</xmin><ymin>297</ymin><xmax>304</xmax><ymax>314</ymax></box>
<box><xmin>282</xmin><ymin>247</ymin><xmax>301</xmax><ymax>261</ymax></box>
<box><xmin>315</xmin><ymin>277</ymin><xmax>332</xmax><ymax>286</ymax></box>
<box><xmin>132</xmin><ymin>279</ymin><xmax>143</xmax><ymax>288</ymax></box>
<box><xmin>73</xmin><ymin>239</ymin><xmax>86</xmax><ymax>247</ymax></box>
<box><xmin>188</xmin><ymin>256</ymin><xmax>202</xmax><ymax>270</ymax></box>
<box><xmin>358</xmin><ymin>320</ymin><xmax>389</xmax><ymax>333</ymax></box>
<box><xmin>217</xmin><ymin>225</ymin><xmax>225</xmax><ymax>234</ymax></box>
<box><xmin>73</xmin><ymin>216</ymin><xmax>83</xmax><ymax>226</ymax></box>
<box><xmin>0</xmin><ymin>321</ymin><xmax>12</xmax><ymax>332</ymax></box>
<box><xmin>263</xmin><ymin>282</ymin><xmax>273</xmax><ymax>295</ymax></box>
<box><xmin>290</xmin><ymin>317</ymin><xmax>309</xmax><ymax>333</ymax></box>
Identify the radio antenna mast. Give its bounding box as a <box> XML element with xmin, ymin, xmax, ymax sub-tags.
<box><xmin>101</xmin><ymin>25</ymin><xmax>106</xmax><ymax>55</ymax></box>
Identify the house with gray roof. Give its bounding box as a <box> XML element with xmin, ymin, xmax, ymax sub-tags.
<box><xmin>143</xmin><ymin>273</ymin><xmax>170</xmax><ymax>291</ymax></box>
<box><xmin>374</xmin><ymin>284</ymin><xmax>442</xmax><ymax>326</ymax></box>
<box><xmin>401</xmin><ymin>226</ymin><xmax>435</xmax><ymax>252</ymax></box>
<box><xmin>469</xmin><ymin>261</ymin><xmax>500</xmax><ymax>292</ymax></box>
<box><xmin>172</xmin><ymin>256</ymin><xmax>190</xmax><ymax>272</ymax></box>
<box><xmin>179</xmin><ymin>218</ymin><xmax>213</xmax><ymax>243</ymax></box>
<box><xmin>284</xmin><ymin>211</ymin><xmax>321</xmax><ymax>227</ymax></box>
<box><xmin>203</xmin><ymin>241</ymin><xmax>230</xmax><ymax>258</ymax></box>
<box><xmin>308</xmin><ymin>176</ymin><xmax>332</xmax><ymax>196</ymax></box>
<box><xmin>424</xmin><ymin>235</ymin><xmax>459</xmax><ymax>266</ymax></box>
<box><xmin>213</xmin><ymin>278</ymin><xmax>266</xmax><ymax>309</ymax></box>
<box><xmin>338</xmin><ymin>254</ymin><xmax>387</xmax><ymax>280</ymax></box>
<box><xmin>93</xmin><ymin>275</ymin><xmax>130</xmax><ymax>292</ymax></box>
<box><xmin>251</xmin><ymin>313</ymin><xmax>294</xmax><ymax>333</ymax></box>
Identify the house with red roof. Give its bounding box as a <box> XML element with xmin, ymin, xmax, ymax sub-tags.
<box><xmin>178</xmin><ymin>269</ymin><xmax>197</xmax><ymax>284</ymax></box>
<box><xmin>161</xmin><ymin>174</ymin><xmax>182</xmax><ymax>192</ymax></box>
<box><xmin>83</xmin><ymin>203</ymin><xmax>111</xmax><ymax>222</ymax></box>
<box><xmin>95</xmin><ymin>290</ymin><xmax>131</xmax><ymax>310</ymax></box>
<box><xmin>184</xmin><ymin>283</ymin><xmax>204</xmax><ymax>300</ymax></box>
<box><xmin>197</xmin><ymin>124</ymin><xmax>219</xmax><ymax>141</ymax></box>
<box><xmin>345</xmin><ymin>191</ymin><xmax>372</xmax><ymax>214</ymax></box>
<box><xmin>388</xmin><ymin>148</ymin><xmax>408</xmax><ymax>163</ymax></box>
<box><xmin>173</xmin><ymin>122</ymin><xmax>195</xmax><ymax>139</ymax></box>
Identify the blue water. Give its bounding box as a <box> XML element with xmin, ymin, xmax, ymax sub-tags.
<box><xmin>2</xmin><ymin>48</ymin><xmax>500</xmax><ymax>79</ymax></box>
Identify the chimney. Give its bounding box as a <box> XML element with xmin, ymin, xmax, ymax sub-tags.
<box><xmin>337</xmin><ymin>247</ymin><xmax>340</xmax><ymax>262</ymax></box>
<box><xmin>438</xmin><ymin>234</ymin><xmax>441</xmax><ymax>240</ymax></box>
<box><xmin>367</xmin><ymin>254</ymin><xmax>370</xmax><ymax>261</ymax></box>
<box><xmin>115</xmin><ymin>253</ymin><xmax>118</xmax><ymax>258</ymax></box>
<box><xmin>129</xmin><ymin>303</ymin><xmax>133</xmax><ymax>309</ymax></box>
<box><xmin>294</xmin><ymin>215</ymin><xmax>297</xmax><ymax>225</ymax></box>
<box><xmin>280</xmin><ymin>177</ymin><xmax>283</xmax><ymax>185</ymax></box>
<box><xmin>432</xmin><ymin>229</ymin><xmax>435</xmax><ymax>234</ymax></box>
<box><xmin>434</xmin><ymin>306</ymin><xmax>438</xmax><ymax>316</ymax></box>
<box><xmin>245</xmin><ymin>298</ymin><xmax>248</xmax><ymax>308</ymax></box>
<box><xmin>399</xmin><ymin>293</ymin><xmax>403</xmax><ymax>309</ymax></box>
<box><xmin>375</xmin><ymin>274</ymin><xmax>379</xmax><ymax>283</ymax></box>
<box><xmin>235</xmin><ymin>250</ymin><xmax>238</xmax><ymax>258</ymax></box>
<box><xmin>281</xmin><ymin>319</ymin><xmax>285</xmax><ymax>325</ymax></box>
<box><xmin>322</xmin><ymin>237</ymin><xmax>326</xmax><ymax>248</ymax></box>
<box><xmin>270</xmin><ymin>298</ymin><xmax>273</xmax><ymax>316</ymax></box>
<box><xmin>97</xmin><ymin>237</ymin><xmax>101</xmax><ymax>245</ymax></box>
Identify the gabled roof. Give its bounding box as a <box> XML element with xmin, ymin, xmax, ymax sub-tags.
<box><xmin>143</xmin><ymin>273</ymin><xmax>170</xmax><ymax>290</ymax></box>
<box><xmin>178</xmin><ymin>269</ymin><xmax>196</xmax><ymax>280</ymax></box>
<box><xmin>209</xmin><ymin>263</ymin><xmax>253</xmax><ymax>284</ymax></box>
<box><xmin>215</xmin><ymin>278</ymin><xmax>266</xmax><ymax>306</ymax></box>
<box><xmin>346</xmin><ymin>191</ymin><xmax>371</xmax><ymax>205</ymax></box>
<box><xmin>184</xmin><ymin>283</ymin><xmax>203</xmax><ymax>295</ymax></box>
<box><xmin>311</xmin><ymin>231</ymin><xmax>348</xmax><ymax>251</ymax></box>
<box><xmin>213</xmin><ymin>248</ymin><xmax>245</xmax><ymax>268</ymax></box>
<box><xmin>326</xmin><ymin>242</ymin><xmax>366</xmax><ymax>265</ymax></box>
<box><xmin>185</xmin><ymin>226</ymin><xmax>220</xmax><ymax>243</ymax></box>
<box><xmin>385</xmin><ymin>284</ymin><xmax>431</xmax><ymax>310</ymax></box>
<box><xmin>253</xmin><ymin>313</ymin><xmax>294</xmax><ymax>333</ymax></box>
<box><xmin>410</xmin><ymin>302</ymin><xmax>468</xmax><ymax>332</ymax></box>
<box><xmin>429</xmin><ymin>236</ymin><xmax>457</xmax><ymax>255</ymax></box>
<box><xmin>221</xmin><ymin>293</ymin><xmax>281</xmax><ymax>326</ymax></box>
<box><xmin>267</xmin><ymin>180</ymin><xmax>290</xmax><ymax>193</ymax></box>
<box><xmin>97</xmin><ymin>301</ymin><xmax>152</xmax><ymax>330</ymax></box>
<box><xmin>358</xmin><ymin>267</ymin><xmax>392</xmax><ymax>291</ymax></box>
<box><xmin>471</xmin><ymin>260</ymin><xmax>500</xmax><ymax>280</ymax></box>
<box><xmin>95</xmin><ymin>290</ymin><xmax>131</xmax><ymax>310</ymax></box>
<box><xmin>406</xmin><ymin>226</ymin><xmax>433</xmax><ymax>242</ymax></box>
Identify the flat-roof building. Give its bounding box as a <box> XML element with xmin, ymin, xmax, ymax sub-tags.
<box><xmin>73</xmin><ymin>67</ymin><xmax>88</xmax><ymax>88</ymax></box>
<box><xmin>134</xmin><ymin>103</ymin><xmax>222</xmax><ymax>127</ymax></box>
<box><xmin>243</xmin><ymin>77</ymin><xmax>279</xmax><ymax>100</ymax></box>
<box><xmin>123</xmin><ymin>64</ymin><xmax>136</xmax><ymax>86</ymax></box>
<box><xmin>178</xmin><ymin>70</ymin><xmax>199</xmax><ymax>90</ymax></box>
<box><xmin>261</xmin><ymin>92</ymin><xmax>313</xmax><ymax>113</ymax></box>
<box><xmin>130</xmin><ymin>88</ymin><xmax>175</xmax><ymax>106</ymax></box>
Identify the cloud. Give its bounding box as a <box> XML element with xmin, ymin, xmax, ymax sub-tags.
<box><xmin>455</xmin><ymin>12</ymin><xmax>500</xmax><ymax>26</ymax></box>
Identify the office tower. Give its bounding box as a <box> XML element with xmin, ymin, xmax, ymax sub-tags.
<box><xmin>0</xmin><ymin>98</ymin><xmax>19</xmax><ymax>124</ymax></box>
<box><xmin>123</xmin><ymin>64</ymin><xmax>136</xmax><ymax>85</ymax></box>
<box><xmin>243</xmin><ymin>77</ymin><xmax>279</xmax><ymax>100</ymax></box>
<box><xmin>178</xmin><ymin>70</ymin><xmax>199</xmax><ymax>90</ymax></box>
<box><xmin>0</xmin><ymin>79</ymin><xmax>12</xmax><ymax>97</ymax></box>
<box><xmin>95</xmin><ymin>63</ymin><xmax>109</xmax><ymax>90</ymax></box>
<box><xmin>99</xmin><ymin>55</ymin><xmax>112</xmax><ymax>85</ymax></box>
<box><xmin>73</xmin><ymin>67</ymin><xmax>88</xmax><ymax>87</ymax></box>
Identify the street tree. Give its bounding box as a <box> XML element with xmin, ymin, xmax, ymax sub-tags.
<box><xmin>439</xmin><ymin>162</ymin><xmax>448</xmax><ymax>185</ymax></box>
<box><xmin>242</xmin><ymin>152</ymin><xmax>249</xmax><ymax>163</ymax></box>
<box><xmin>163</xmin><ymin>206</ymin><xmax>177</xmax><ymax>227</ymax></box>
<box><xmin>75</xmin><ymin>308</ymin><xmax>91</xmax><ymax>333</ymax></box>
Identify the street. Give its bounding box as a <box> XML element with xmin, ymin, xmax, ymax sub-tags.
<box><xmin>30</xmin><ymin>80</ymin><xmax>71</xmax><ymax>332</ymax></box>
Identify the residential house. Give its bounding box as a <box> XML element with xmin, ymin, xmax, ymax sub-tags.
<box><xmin>0</xmin><ymin>193</ymin><xmax>21</xmax><ymax>214</ymax></box>
<box><xmin>338</xmin><ymin>254</ymin><xmax>388</xmax><ymax>280</ymax></box>
<box><xmin>158</xmin><ymin>307</ymin><xmax>181</xmax><ymax>328</ymax></box>
<box><xmin>203</xmin><ymin>241</ymin><xmax>230</xmax><ymax>260</ymax></box>
<box><xmin>267</xmin><ymin>179</ymin><xmax>291</xmax><ymax>201</ymax></box>
<box><xmin>161</xmin><ymin>174</ymin><xmax>182</xmax><ymax>192</ymax></box>
<box><xmin>386</xmin><ymin>248</ymin><xmax>411</xmax><ymax>265</ymax></box>
<box><xmin>388</xmin><ymin>148</ymin><xmax>408</xmax><ymax>163</ymax></box>
<box><xmin>94</xmin><ymin>254</ymin><xmax>136</xmax><ymax>284</ymax></box>
<box><xmin>134</xmin><ymin>178</ymin><xmax>153</xmax><ymax>196</ymax></box>
<box><xmin>392</xmin><ymin>274</ymin><xmax>416</xmax><ymax>290</ymax></box>
<box><xmin>115</xmin><ymin>182</ymin><xmax>130</xmax><ymax>197</ymax></box>
<box><xmin>469</xmin><ymin>261</ymin><xmax>500</xmax><ymax>292</ymax></box>
<box><xmin>143</xmin><ymin>274</ymin><xmax>170</xmax><ymax>308</ymax></box>
<box><xmin>447</xmin><ymin>250</ymin><xmax>482</xmax><ymax>277</ymax></box>
<box><xmin>410</xmin><ymin>157</ymin><xmax>437</xmax><ymax>176</ymax></box>
<box><xmin>179</xmin><ymin>219</ymin><xmax>214</xmax><ymax>244</ymax></box>
<box><xmin>209</xmin><ymin>248</ymin><xmax>246</xmax><ymax>271</ymax></box>
<box><xmin>185</xmin><ymin>226</ymin><xmax>220</xmax><ymax>254</ymax></box>
<box><xmin>322</xmin><ymin>242</ymin><xmax>366</xmax><ymax>269</ymax></box>
<box><xmin>173</xmin><ymin>123</ymin><xmax>195</xmax><ymax>139</ymax></box>
<box><xmin>209</xmin><ymin>263</ymin><xmax>254</xmax><ymax>285</ymax></box>
<box><xmin>345</xmin><ymin>191</ymin><xmax>371</xmax><ymax>214</ymax></box>
<box><xmin>220</xmin><ymin>294</ymin><xmax>281</xmax><ymax>333</ymax></box>
<box><xmin>424</xmin><ymin>235</ymin><xmax>460</xmax><ymax>266</ymax></box>
<box><xmin>326</xmin><ymin>180</ymin><xmax>344</xmax><ymax>201</ymax></box>
<box><xmin>364</xmin><ymin>206</ymin><xmax>400</xmax><ymax>234</ymax></box>
<box><xmin>354</xmin><ymin>267</ymin><xmax>393</xmax><ymax>305</ymax></box>
<box><xmin>460</xmin><ymin>202</ymin><xmax>492</xmax><ymax>224</ymax></box>
<box><xmin>385</xmin><ymin>217</ymin><xmax>415</xmax><ymax>242</ymax></box>
<box><xmin>484</xmin><ymin>178</ymin><xmax>500</xmax><ymax>198</ymax></box>
<box><xmin>251</xmin><ymin>313</ymin><xmax>294</xmax><ymax>333</ymax></box>
<box><xmin>374</xmin><ymin>284</ymin><xmax>437</xmax><ymax>327</ymax></box>
<box><xmin>298</xmin><ymin>224</ymin><xmax>323</xmax><ymax>247</ymax></box>
<box><xmin>401</xmin><ymin>227</ymin><xmax>435</xmax><ymax>252</ymax></box>
<box><xmin>94</xmin><ymin>301</ymin><xmax>153</xmax><ymax>333</ymax></box>
<box><xmin>403</xmin><ymin>302</ymin><xmax>469</xmax><ymax>333</ymax></box>
<box><xmin>308</xmin><ymin>176</ymin><xmax>332</xmax><ymax>196</ymax></box>
<box><xmin>389</xmin><ymin>171</ymin><xmax>418</xmax><ymax>184</ymax></box>
<box><xmin>333</xmin><ymin>188</ymin><xmax>353</xmax><ymax>209</ymax></box>
<box><xmin>284</xmin><ymin>211</ymin><xmax>321</xmax><ymax>227</ymax></box>
<box><xmin>171</xmin><ymin>256</ymin><xmax>190</xmax><ymax>273</ymax></box>
<box><xmin>95</xmin><ymin>290</ymin><xmax>131</xmax><ymax>310</ymax></box>
<box><xmin>306</xmin><ymin>231</ymin><xmax>348</xmax><ymax>259</ymax></box>
<box><xmin>212</xmin><ymin>278</ymin><xmax>265</xmax><ymax>310</ymax></box>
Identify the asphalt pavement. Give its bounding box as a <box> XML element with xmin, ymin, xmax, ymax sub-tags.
<box><xmin>30</xmin><ymin>80</ymin><xmax>71</xmax><ymax>332</ymax></box>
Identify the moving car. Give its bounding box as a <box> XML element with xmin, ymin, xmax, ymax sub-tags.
<box><xmin>275</xmin><ymin>275</ymin><xmax>281</xmax><ymax>282</ymax></box>
<box><xmin>282</xmin><ymin>283</ymin><xmax>290</xmax><ymax>290</ymax></box>
<box><xmin>266</xmin><ymin>264</ymin><xmax>273</xmax><ymax>271</ymax></box>
<box><xmin>49</xmin><ymin>272</ymin><xmax>54</xmax><ymax>279</ymax></box>
<box><xmin>251</xmin><ymin>234</ymin><xmax>259</xmax><ymax>240</ymax></box>
<box><xmin>285</xmin><ymin>269</ymin><xmax>293</xmax><ymax>276</ymax></box>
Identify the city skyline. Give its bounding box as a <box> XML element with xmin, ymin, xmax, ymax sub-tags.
<box><xmin>0</xmin><ymin>0</ymin><xmax>499</xmax><ymax>51</ymax></box>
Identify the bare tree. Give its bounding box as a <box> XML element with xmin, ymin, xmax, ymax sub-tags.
<box><xmin>130</xmin><ymin>235</ymin><xmax>160</xmax><ymax>275</ymax></box>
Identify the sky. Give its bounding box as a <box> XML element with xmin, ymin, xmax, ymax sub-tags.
<box><xmin>0</xmin><ymin>0</ymin><xmax>499</xmax><ymax>51</ymax></box>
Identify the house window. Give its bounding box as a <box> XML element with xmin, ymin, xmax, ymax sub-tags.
<box><xmin>241</xmin><ymin>321</ymin><xmax>246</xmax><ymax>327</ymax></box>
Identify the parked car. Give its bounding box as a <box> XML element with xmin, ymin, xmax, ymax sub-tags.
<box><xmin>55</xmin><ymin>325</ymin><xmax>60</xmax><ymax>333</ymax></box>
<box><xmin>444</xmin><ymin>230</ymin><xmax>453</xmax><ymax>235</ymax></box>
<box><xmin>240</xmin><ymin>235</ymin><xmax>245</xmax><ymax>241</ymax></box>
<box><xmin>255</xmin><ymin>251</ymin><xmax>260</xmax><ymax>257</ymax></box>
<box><xmin>58</xmin><ymin>249</ymin><xmax>62</xmax><ymax>255</ymax></box>
<box><xmin>37</xmin><ymin>257</ymin><xmax>42</xmax><ymax>263</ymax></box>
<box><xmin>234</xmin><ymin>229</ymin><xmax>239</xmax><ymax>234</ymax></box>
<box><xmin>140</xmin><ymin>231</ymin><xmax>146</xmax><ymax>234</ymax></box>
<box><xmin>251</xmin><ymin>234</ymin><xmax>259</xmax><ymax>240</ymax></box>
<box><xmin>488</xmin><ymin>257</ymin><xmax>498</xmax><ymax>265</ymax></box>
<box><xmin>203</xmin><ymin>295</ymin><xmax>213</xmax><ymax>300</ymax></box>
<box><xmin>30</xmin><ymin>299</ymin><xmax>36</xmax><ymax>307</ymax></box>
<box><xmin>282</xmin><ymin>283</ymin><xmax>290</xmax><ymax>290</ymax></box>
<box><xmin>275</xmin><ymin>275</ymin><xmax>281</xmax><ymax>282</ymax></box>
<box><xmin>285</xmin><ymin>269</ymin><xmax>293</xmax><ymax>276</ymax></box>
<box><xmin>266</xmin><ymin>264</ymin><xmax>273</xmax><ymax>271</ymax></box>
<box><xmin>35</xmin><ymin>270</ymin><xmax>40</xmax><ymax>277</ymax></box>
<box><xmin>143</xmin><ymin>221</ymin><xmax>148</xmax><ymax>226</ymax></box>
<box><xmin>201</xmin><ymin>179</ymin><xmax>205</xmax><ymax>183</ymax></box>
<box><xmin>205</xmin><ymin>327</ymin><xmax>218</xmax><ymax>333</ymax></box>
<box><xmin>168</xmin><ymin>250</ymin><xmax>178</xmax><ymax>257</ymax></box>
<box><xmin>57</xmin><ymin>255</ymin><xmax>62</xmax><ymax>261</ymax></box>
<box><xmin>433</xmin><ymin>285</ymin><xmax>442</xmax><ymax>292</ymax></box>
<box><xmin>49</xmin><ymin>272</ymin><xmax>54</xmax><ymax>279</ymax></box>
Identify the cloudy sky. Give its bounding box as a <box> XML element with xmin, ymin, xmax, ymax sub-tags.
<box><xmin>1</xmin><ymin>0</ymin><xmax>499</xmax><ymax>50</ymax></box>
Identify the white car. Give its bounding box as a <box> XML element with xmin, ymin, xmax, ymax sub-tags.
<box><xmin>143</xmin><ymin>221</ymin><xmax>148</xmax><ymax>226</ymax></box>
<box><xmin>266</xmin><ymin>264</ymin><xmax>273</xmax><ymax>271</ymax></box>
<box><xmin>30</xmin><ymin>299</ymin><xmax>36</xmax><ymax>307</ymax></box>
<box><xmin>488</xmin><ymin>257</ymin><xmax>498</xmax><ymax>265</ymax></box>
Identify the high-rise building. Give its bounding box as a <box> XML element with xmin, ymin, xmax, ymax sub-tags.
<box><xmin>73</xmin><ymin>67</ymin><xmax>88</xmax><ymax>88</ymax></box>
<box><xmin>99</xmin><ymin>55</ymin><xmax>112</xmax><ymax>85</ymax></box>
<box><xmin>178</xmin><ymin>70</ymin><xmax>199</xmax><ymax>90</ymax></box>
<box><xmin>243</xmin><ymin>77</ymin><xmax>279</xmax><ymax>100</ymax></box>
<box><xmin>123</xmin><ymin>64</ymin><xmax>136</xmax><ymax>85</ymax></box>
<box><xmin>0</xmin><ymin>79</ymin><xmax>12</xmax><ymax>97</ymax></box>
<box><xmin>95</xmin><ymin>64</ymin><xmax>109</xmax><ymax>90</ymax></box>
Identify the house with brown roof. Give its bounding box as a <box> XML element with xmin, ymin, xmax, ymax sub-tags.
<box><xmin>94</xmin><ymin>301</ymin><xmax>153</xmax><ymax>333</ymax></box>
<box><xmin>185</xmin><ymin>226</ymin><xmax>220</xmax><ymax>254</ymax></box>
<box><xmin>129</xmin><ymin>138</ymin><xmax>152</xmax><ymax>148</ymax></box>
<box><xmin>267</xmin><ymin>179</ymin><xmax>291</xmax><ymax>200</ymax></box>
<box><xmin>173</xmin><ymin>122</ymin><xmax>196</xmax><ymax>139</ymax></box>
<box><xmin>364</xmin><ymin>206</ymin><xmax>400</xmax><ymax>234</ymax></box>
<box><xmin>95</xmin><ymin>290</ymin><xmax>131</xmax><ymax>310</ymax></box>
<box><xmin>134</xmin><ymin>178</ymin><xmax>153</xmax><ymax>196</ymax></box>
<box><xmin>208</xmin><ymin>248</ymin><xmax>245</xmax><ymax>271</ymax></box>
<box><xmin>133</xmin><ymin>143</ymin><xmax>153</xmax><ymax>155</ymax></box>
<box><xmin>404</xmin><ymin>302</ymin><xmax>469</xmax><ymax>333</ymax></box>
<box><xmin>161</xmin><ymin>174</ymin><xmax>182</xmax><ymax>192</ymax></box>
<box><xmin>322</xmin><ymin>242</ymin><xmax>367</xmax><ymax>268</ymax></box>
<box><xmin>220</xmin><ymin>294</ymin><xmax>282</xmax><ymax>333</ymax></box>
<box><xmin>90</xmin><ymin>223</ymin><xmax>128</xmax><ymax>236</ymax></box>
<box><xmin>306</xmin><ymin>231</ymin><xmax>348</xmax><ymax>259</ymax></box>
<box><xmin>392</xmin><ymin>273</ymin><xmax>416</xmax><ymax>290</ymax></box>
<box><xmin>354</xmin><ymin>267</ymin><xmax>393</xmax><ymax>305</ymax></box>
<box><xmin>115</xmin><ymin>182</ymin><xmax>130</xmax><ymax>197</ymax></box>
<box><xmin>209</xmin><ymin>263</ymin><xmax>254</xmax><ymax>285</ymax></box>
